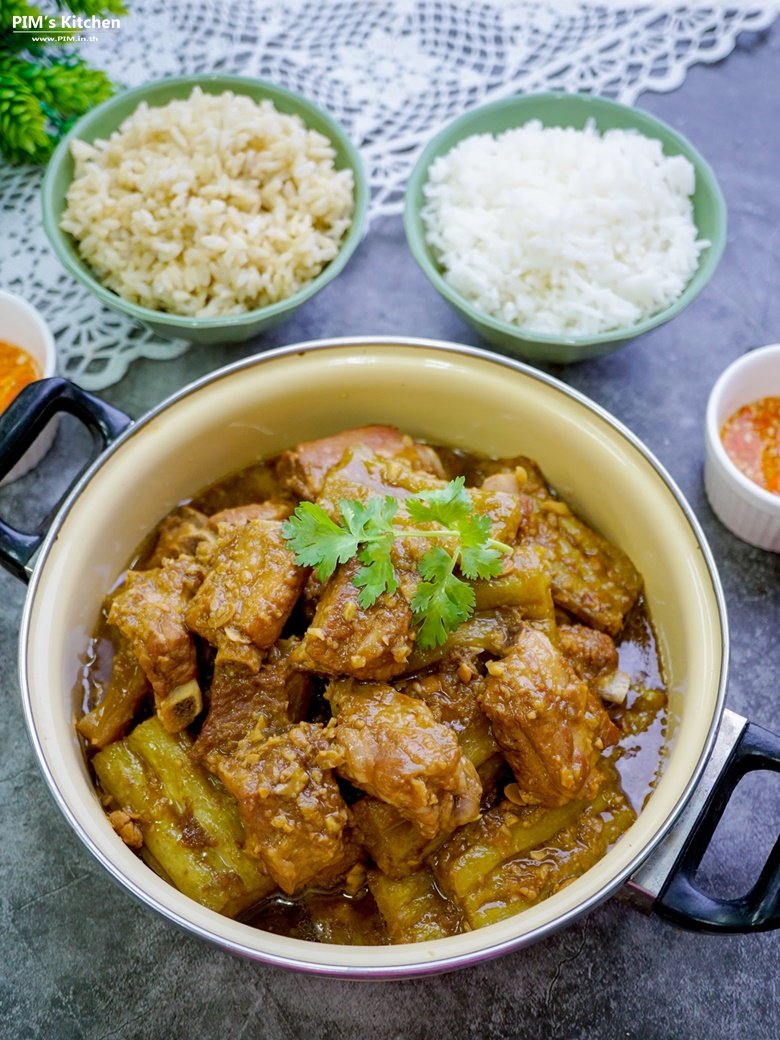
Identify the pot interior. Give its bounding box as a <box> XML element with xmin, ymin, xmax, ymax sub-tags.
<box><xmin>22</xmin><ymin>340</ymin><xmax>725</xmax><ymax>975</ymax></box>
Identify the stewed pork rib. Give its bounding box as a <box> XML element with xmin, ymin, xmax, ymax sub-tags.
<box><xmin>398</xmin><ymin>655</ymin><xmax>500</xmax><ymax>771</ymax></box>
<box><xmin>314</xmin><ymin>443</ymin><xmax>523</xmax><ymax>546</ymax></box>
<box><xmin>479</xmin><ymin>626</ymin><xmax>619</xmax><ymax>808</ymax></box>
<box><xmin>186</xmin><ymin>518</ymin><xmax>307</xmax><ymax>669</ymax></box>
<box><xmin>213</xmin><ymin>720</ymin><xmax>351</xmax><ymax>895</ymax></box>
<box><xmin>190</xmin><ymin>637</ymin><xmax>313</xmax><ymax>769</ymax></box>
<box><xmin>347</xmin><ymin>656</ymin><xmax>503</xmax><ymax>878</ymax></box>
<box><xmin>143</xmin><ymin>505</ymin><xmax>211</xmax><ymax>569</ymax></box>
<box><xmin>206</xmin><ymin>500</ymin><xmax>293</xmax><ymax>530</ymax></box>
<box><xmin>557</xmin><ymin>622</ymin><xmax>631</xmax><ymax>704</ymax></box>
<box><xmin>108</xmin><ymin>556</ymin><xmax>205</xmax><ymax>732</ymax></box>
<box><xmin>324</xmin><ymin>679</ymin><xmax>482</xmax><ymax>840</ymax></box>
<box><xmin>277</xmin><ymin>424</ymin><xmax>446</xmax><ymax>502</ymax></box>
<box><xmin>292</xmin><ymin>550</ymin><xmax>418</xmax><ymax>681</ymax></box>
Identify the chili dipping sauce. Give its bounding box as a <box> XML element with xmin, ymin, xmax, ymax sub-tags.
<box><xmin>0</xmin><ymin>339</ymin><xmax>41</xmax><ymax>411</ymax></box>
<box><xmin>721</xmin><ymin>396</ymin><xmax>780</xmax><ymax>495</ymax></box>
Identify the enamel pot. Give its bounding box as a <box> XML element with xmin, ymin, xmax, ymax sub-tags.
<box><xmin>1</xmin><ymin>337</ymin><xmax>778</xmax><ymax>978</ymax></box>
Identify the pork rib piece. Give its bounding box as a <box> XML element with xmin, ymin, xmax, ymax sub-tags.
<box><xmin>324</xmin><ymin>680</ymin><xmax>482</xmax><ymax>840</ymax></box>
<box><xmin>108</xmin><ymin>557</ymin><xmax>204</xmax><ymax>732</ymax></box>
<box><xmin>480</xmin><ymin>627</ymin><xmax>619</xmax><ymax>807</ymax></box>
<box><xmin>214</xmin><ymin>721</ymin><xmax>350</xmax><ymax>895</ymax></box>
<box><xmin>186</xmin><ymin>519</ymin><xmax>307</xmax><ymax>667</ymax></box>
<box><xmin>277</xmin><ymin>424</ymin><xmax>444</xmax><ymax>502</ymax></box>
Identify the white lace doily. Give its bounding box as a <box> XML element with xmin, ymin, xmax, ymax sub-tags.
<box><xmin>1</xmin><ymin>0</ymin><xmax>778</xmax><ymax>390</ymax></box>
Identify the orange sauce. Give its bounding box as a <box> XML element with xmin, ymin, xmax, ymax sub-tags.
<box><xmin>721</xmin><ymin>396</ymin><xmax>780</xmax><ymax>495</ymax></box>
<box><xmin>0</xmin><ymin>339</ymin><xmax>41</xmax><ymax>411</ymax></box>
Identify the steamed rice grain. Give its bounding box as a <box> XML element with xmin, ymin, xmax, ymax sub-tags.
<box><xmin>421</xmin><ymin>119</ymin><xmax>708</xmax><ymax>337</ymax></box>
<box><xmin>61</xmin><ymin>88</ymin><xmax>355</xmax><ymax>318</ymax></box>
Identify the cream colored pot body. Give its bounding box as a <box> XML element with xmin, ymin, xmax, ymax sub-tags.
<box><xmin>19</xmin><ymin>339</ymin><xmax>726</xmax><ymax>976</ymax></box>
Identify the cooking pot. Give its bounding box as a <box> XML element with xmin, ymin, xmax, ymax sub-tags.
<box><xmin>1</xmin><ymin>337</ymin><xmax>778</xmax><ymax>978</ymax></box>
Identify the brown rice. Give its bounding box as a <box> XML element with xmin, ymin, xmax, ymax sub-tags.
<box><xmin>60</xmin><ymin>87</ymin><xmax>355</xmax><ymax>318</ymax></box>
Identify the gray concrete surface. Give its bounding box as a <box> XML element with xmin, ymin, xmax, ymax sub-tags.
<box><xmin>1</xmin><ymin>24</ymin><xmax>779</xmax><ymax>1040</ymax></box>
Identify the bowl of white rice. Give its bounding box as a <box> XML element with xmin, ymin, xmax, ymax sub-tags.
<box><xmin>41</xmin><ymin>75</ymin><xmax>368</xmax><ymax>345</ymax></box>
<box><xmin>404</xmin><ymin>92</ymin><xmax>726</xmax><ymax>363</ymax></box>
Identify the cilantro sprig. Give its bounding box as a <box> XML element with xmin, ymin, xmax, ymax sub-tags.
<box><xmin>281</xmin><ymin>478</ymin><xmax>512</xmax><ymax>648</ymax></box>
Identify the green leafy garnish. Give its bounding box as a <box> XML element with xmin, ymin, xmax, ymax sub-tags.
<box><xmin>281</xmin><ymin>477</ymin><xmax>512</xmax><ymax>648</ymax></box>
<box><xmin>411</xmin><ymin>545</ymin><xmax>477</xmax><ymax>649</ymax></box>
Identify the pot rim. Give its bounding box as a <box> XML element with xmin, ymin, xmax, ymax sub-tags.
<box><xmin>17</xmin><ymin>335</ymin><xmax>730</xmax><ymax>977</ymax></box>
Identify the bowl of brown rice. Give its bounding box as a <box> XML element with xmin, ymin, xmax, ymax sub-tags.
<box><xmin>41</xmin><ymin>74</ymin><xmax>368</xmax><ymax>345</ymax></box>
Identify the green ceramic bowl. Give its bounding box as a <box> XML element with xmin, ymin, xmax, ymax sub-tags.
<box><xmin>41</xmin><ymin>74</ymin><xmax>368</xmax><ymax>346</ymax></box>
<box><xmin>403</xmin><ymin>92</ymin><xmax>727</xmax><ymax>364</ymax></box>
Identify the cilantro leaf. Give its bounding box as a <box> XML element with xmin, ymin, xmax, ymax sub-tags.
<box><xmin>280</xmin><ymin>476</ymin><xmax>512</xmax><ymax>649</ymax></box>
<box><xmin>417</xmin><ymin>545</ymin><xmax>455</xmax><ymax>583</ymax></box>
<box><xmin>459</xmin><ymin>544</ymin><xmax>505</xmax><ymax>581</ymax></box>
<box><xmin>456</xmin><ymin>513</ymin><xmax>504</xmax><ymax>580</ymax></box>
<box><xmin>354</xmin><ymin>532</ymin><xmax>399</xmax><ymax>606</ymax></box>
<box><xmin>341</xmin><ymin>496</ymin><xmax>400</xmax><ymax>605</ymax></box>
<box><xmin>339</xmin><ymin>495</ymin><xmax>398</xmax><ymax>541</ymax></box>
<box><xmin>457</xmin><ymin>512</ymin><xmax>493</xmax><ymax>548</ymax></box>
<box><xmin>281</xmin><ymin>502</ymin><xmax>360</xmax><ymax>581</ymax></box>
<box><xmin>411</xmin><ymin>560</ymin><xmax>476</xmax><ymax>647</ymax></box>
<box><xmin>405</xmin><ymin>476</ymin><xmax>471</xmax><ymax>526</ymax></box>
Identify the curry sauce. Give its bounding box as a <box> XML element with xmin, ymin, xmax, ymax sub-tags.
<box><xmin>76</xmin><ymin>428</ymin><xmax>668</xmax><ymax>945</ymax></box>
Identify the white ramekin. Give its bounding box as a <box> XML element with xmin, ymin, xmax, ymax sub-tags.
<box><xmin>704</xmin><ymin>343</ymin><xmax>780</xmax><ymax>551</ymax></box>
<box><xmin>0</xmin><ymin>289</ymin><xmax>58</xmax><ymax>484</ymax></box>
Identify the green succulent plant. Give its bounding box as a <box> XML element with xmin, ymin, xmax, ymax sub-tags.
<box><xmin>0</xmin><ymin>0</ymin><xmax>124</xmax><ymax>164</ymax></box>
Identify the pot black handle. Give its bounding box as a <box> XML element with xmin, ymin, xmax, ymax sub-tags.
<box><xmin>0</xmin><ymin>376</ymin><xmax>133</xmax><ymax>582</ymax></box>
<box><xmin>653</xmin><ymin>718</ymin><xmax>780</xmax><ymax>932</ymax></box>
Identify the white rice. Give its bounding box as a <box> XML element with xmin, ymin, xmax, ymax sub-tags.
<box><xmin>421</xmin><ymin>118</ymin><xmax>708</xmax><ymax>337</ymax></box>
<box><xmin>61</xmin><ymin>88</ymin><xmax>355</xmax><ymax>318</ymax></box>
